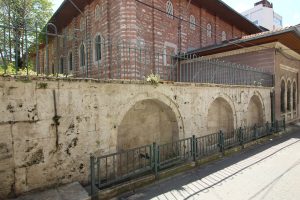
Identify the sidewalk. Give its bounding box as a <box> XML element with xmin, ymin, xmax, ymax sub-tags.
<box><xmin>10</xmin><ymin>182</ymin><xmax>90</xmax><ymax>200</ymax></box>
<box><xmin>119</xmin><ymin>125</ymin><xmax>300</xmax><ymax>200</ymax></box>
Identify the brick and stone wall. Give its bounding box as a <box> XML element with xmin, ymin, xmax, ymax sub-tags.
<box><xmin>36</xmin><ymin>0</ymin><xmax>249</xmax><ymax>79</ymax></box>
<box><xmin>0</xmin><ymin>77</ymin><xmax>271</xmax><ymax>198</ymax></box>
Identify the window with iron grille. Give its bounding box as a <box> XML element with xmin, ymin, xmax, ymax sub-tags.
<box><xmin>80</xmin><ymin>44</ymin><xmax>85</xmax><ymax>67</ymax></box>
<box><xmin>95</xmin><ymin>35</ymin><xmax>102</xmax><ymax>61</ymax></box>
<box><xmin>68</xmin><ymin>51</ymin><xmax>73</xmax><ymax>71</ymax></box>
<box><xmin>166</xmin><ymin>0</ymin><xmax>174</xmax><ymax>19</ymax></box>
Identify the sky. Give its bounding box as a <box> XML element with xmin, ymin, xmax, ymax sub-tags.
<box><xmin>52</xmin><ymin>0</ymin><xmax>300</xmax><ymax>27</ymax></box>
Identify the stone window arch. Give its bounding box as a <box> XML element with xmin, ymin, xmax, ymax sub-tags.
<box><xmin>79</xmin><ymin>43</ymin><xmax>86</xmax><ymax>67</ymax></box>
<box><xmin>207</xmin><ymin>23</ymin><xmax>212</xmax><ymax>38</ymax></box>
<box><xmin>287</xmin><ymin>80</ymin><xmax>292</xmax><ymax>111</ymax></box>
<box><xmin>94</xmin><ymin>34</ymin><xmax>102</xmax><ymax>62</ymax></box>
<box><xmin>95</xmin><ymin>5</ymin><xmax>101</xmax><ymax>20</ymax></box>
<box><xmin>190</xmin><ymin>15</ymin><xmax>196</xmax><ymax>30</ymax></box>
<box><xmin>221</xmin><ymin>31</ymin><xmax>227</xmax><ymax>41</ymax></box>
<box><xmin>281</xmin><ymin>79</ymin><xmax>286</xmax><ymax>113</ymax></box>
<box><xmin>293</xmin><ymin>81</ymin><xmax>297</xmax><ymax>111</ymax></box>
<box><xmin>166</xmin><ymin>0</ymin><xmax>174</xmax><ymax>19</ymax></box>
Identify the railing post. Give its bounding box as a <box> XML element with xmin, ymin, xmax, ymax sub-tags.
<box><xmin>218</xmin><ymin>130</ymin><xmax>224</xmax><ymax>155</ymax></box>
<box><xmin>238</xmin><ymin>127</ymin><xmax>244</xmax><ymax>146</ymax></box>
<box><xmin>152</xmin><ymin>142</ymin><xmax>159</xmax><ymax>179</ymax></box>
<box><xmin>90</xmin><ymin>155</ymin><xmax>97</xmax><ymax>200</ymax></box>
<box><xmin>254</xmin><ymin>124</ymin><xmax>258</xmax><ymax>139</ymax></box>
<box><xmin>192</xmin><ymin>135</ymin><xmax>196</xmax><ymax>162</ymax></box>
<box><xmin>275</xmin><ymin>120</ymin><xmax>279</xmax><ymax>133</ymax></box>
<box><xmin>266</xmin><ymin>121</ymin><xmax>270</xmax><ymax>135</ymax></box>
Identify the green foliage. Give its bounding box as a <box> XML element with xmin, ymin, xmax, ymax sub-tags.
<box><xmin>0</xmin><ymin>0</ymin><xmax>53</xmax><ymax>67</ymax></box>
<box><xmin>0</xmin><ymin>63</ymin><xmax>37</xmax><ymax>76</ymax></box>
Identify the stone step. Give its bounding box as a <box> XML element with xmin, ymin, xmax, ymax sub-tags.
<box><xmin>10</xmin><ymin>182</ymin><xmax>90</xmax><ymax>200</ymax></box>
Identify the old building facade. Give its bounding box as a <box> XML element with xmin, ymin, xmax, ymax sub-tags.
<box><xmin>190</xmin><ymin>26</ymin><xmax>300</xmax><ymax>122</ymax></box>
<box><xmin>37</xmin><ymin>0</ymin><xmax>261</xmax><ymax>78</ymax></box>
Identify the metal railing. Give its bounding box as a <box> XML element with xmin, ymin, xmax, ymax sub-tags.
<box><xmin>0</xmin><ymin>24</ymin><xmax>273</xmax><ymax>87</ymax></box>
<box><xmin>179</xmin><ymin>58</ymin><xmax>273</xmax><ymax>86</ymax></box>
<box><xmin>90</xmin><ymin>119</ymin><xmax>285</xmax><ymax>198</ymax></box>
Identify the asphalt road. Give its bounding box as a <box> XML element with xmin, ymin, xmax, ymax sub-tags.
<box><xmin>119</xmin><ymin>127</ymin><xmax>300</xmax><ymax>200</ymax></box>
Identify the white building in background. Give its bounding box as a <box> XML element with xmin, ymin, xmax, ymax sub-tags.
<box><xmin>242</xmin><ymin>0</ymin><xmax>282</xmax><ymax>31</ymax></box>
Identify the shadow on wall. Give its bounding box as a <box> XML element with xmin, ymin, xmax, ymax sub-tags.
<box><xmin>207</xmin><ymin>97</ymin><xmax>234</xmax><ymax>135</ymax></box>
<box><xmin>247</xmin><ymin>95</ymin><xmax>265</xmax><ymax>127</ymax></box>
<box><xmin>117</xmin><ymin>99</ymin><xmax>179</xmax><ymax>151</ymax></box>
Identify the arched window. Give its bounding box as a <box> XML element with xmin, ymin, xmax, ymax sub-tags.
<box><xmin>207</xmin><ymin>23</ymin><xmax>212</xmax><ymax>38</ymax></box>
<box><xmin>95</xmin><ymin>5</ymin><xmax>101</xmax><ymax>20</ymax></box>
<box><xmin>190</xmin><ymin>15</ymin><xmax>196</xmax><ymax>30</ymax></box>
<box><xmin>166</xmin><ymin>0</ymin><xmax>173</xmax><ymax>19</ymax></box>
<box><xmin>287</xmin><ymin>81</ymin><xmax>291</xmax><ymax>111</ymax></box>
<box><xmin>68</xmin><ymin>51</ymin><xmax>73</xmax><ymax>71</ymax></box>
<box><xmin>80</xmin><ymin>17</ymin><xmax>85</xmax><ymax>31</ymax></box>
<box><xmin>60</xmin><ymin>57</ymin><xmax>64</xmax><ymax>74</ymax></box>
<box><xmin>95</xmin><ymin>35</ymin><xmax>102</xmax><ymax>61</ymax></box>
<box><xmin>293</xmin><ymin>81</ymin><xmax>297</xmax><ymax>111</ymax></box>
<box><xmin>80</xmin><ymin>44</ymin><xmax>85</xmax><ymax>67</ymax></box>
<box><xmin>281</xmin><ymin>80</ymin><xmax>286</xmax><ymax>113</ymax></box>
<box><xmin>221</xmin><ymin>31</ymin><xmax>227</xmax><ymax>41</ymax></box>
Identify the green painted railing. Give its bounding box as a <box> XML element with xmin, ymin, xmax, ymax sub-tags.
<box><xmin>90</xmin><ymin>119</ymin><xmax>285</xmax><ymax>199</ymax></box>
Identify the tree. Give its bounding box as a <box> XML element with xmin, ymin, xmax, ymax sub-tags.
<box><xmin>0</xmin><ymin>0</ymin><xmax>53</xmax><ymax>69</ymax></box>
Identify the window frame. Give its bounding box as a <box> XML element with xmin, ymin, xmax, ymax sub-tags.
<box><xmin>94</xmin><ymin>34</ymin><xmax>103</xmax><ymax>63</ymax></box>
<box><xmin>95</xmin><ymin>5</ymin><xmax>101</xmax><ymax>21</ymax></box>
<box><xmin>166</xmin><ymin>0</ymin><xmax>174</xmax><ymax>19</ymax></box>
<box><xmin>190</xmin><ymin>15</ymin><xmax>196</xmax><ymax>30</ymax></box>
<box><xmin>79</xmin><ymin>43</ymin><xmax>86</xmax><ymax>68</ymax></box>
<box><xmin>281</xmin><ymin>79</ymin><xmax>286</xmax><ymax>113</ymax></box>
<box><xmin>293</xmin><ymin>81</ymin><xmax>297</xmax><ymax>111</ymax></box>
<box><xmin>68</xmin><ymin>51</ymin><xmax>73</xmax><ymax>72</ymax></box>
<box><xmin>59</xmin><ymin>56</ymin><xmax>64</xmax><ymax>74</ymax></box>
<box><xmin>207</xmin><ymin>23</ymin><xmax>212</xmax><ymax>38</ymax></box>
<box><xmin>287</xmin><ymin>80</ymin><xmax>292</xmax><ymax>111</ymax></box>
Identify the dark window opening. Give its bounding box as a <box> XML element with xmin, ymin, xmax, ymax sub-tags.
<box><xmin>293</xmin><ymin>82</ymin><xmax>297</xmax><ymax>110</ymax></box>
<box><xmin>80</xmin><ymin>44</ymin><xmax>85</xmax><ymax>67</ymax></box>
<box><xmin>95</xmin><ymin>35</ymin><xmax>102</xmax><ymax>61</ymax></box>
<box><xmin>69</xmin><ymin>52</ymin><xmax>73</xmax><ymax>71</ymax></box>
<box><xmin>60</xmin><ymin>57</ymin><xmax>64</xmax><ymax>74</ymax></box>
<box><xmin>287</xmin><ymin>81</ymin><xmax>291</xmax><ymax>111</ymax></box>
<box><xmin>281</xmin><ymin>80</ymin><xmax>285</xmax><ymax>113</ymax></box>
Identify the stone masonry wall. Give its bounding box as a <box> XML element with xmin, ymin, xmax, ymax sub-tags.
<box><xmin>0</xmin><ymin>77</ymin><xmax>271</xmax><ymax>198</ymax></box>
